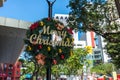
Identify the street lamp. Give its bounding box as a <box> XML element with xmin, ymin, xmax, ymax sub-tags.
<box><xmin>0</xmin><ymin>0</ymin><xmax>7</xmax><ymax>7</ymax></box>
<box><xmin>46</xmin><ymin>0</ymin><xmax>56</xmax><ymax>18</ymax></box>
<box><xmin>46</xmin><ymin>0</ymin><xmax>56</xmax><ymax>80</ymax></box>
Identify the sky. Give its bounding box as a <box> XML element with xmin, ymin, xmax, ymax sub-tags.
<box><xmin>0</xmin><ymin>0</ymin><xmax>70</xmax><ymax>22</ymax></box>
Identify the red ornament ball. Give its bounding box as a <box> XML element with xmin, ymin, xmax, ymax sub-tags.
<box><xmin>60</xmin><ymin>54</ymin><xmax>65</xmax><ymax>59</ymax></box>
<box><xmin>38</xmin><ymin>45</ymin><xmax>42</xmax><ymax>49</ymax></box>
<box><xmin>53</xmin><ymin>59</ymin><xmax>57</xmax><ymax>65</ymax></box>
<box><xmin>47</xmin><ymin>17</ymin><xmax>51</xmax><ymax>21</ymax></box>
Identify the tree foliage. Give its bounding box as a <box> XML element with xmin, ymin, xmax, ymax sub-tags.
<box><xmin>19</xmin><ymin>54</ymin><xmax>46</xmax><ymax>80</ymax></box>
<box><xmin>52</xmin><ymin>48</ymin><xmax>88</xmax><ymax>76</ymax></box>
<box><xmin>68</xmin><ymin>0</ymin><xmax>120</xmax><ymax>67</ymax></box>
<box><xmin>67</xmin><ymin>0</ymin><xmax>120</xmax><ymax>43</ymax></box>
<box><xmin>52</xmin><ymin>48</ymin><xmax>89</xmax><ymax>77</ymax></box>
<box><xmin>63</xmin><ymin>48</ymin><xmax>88</xmax><ymax>75</ymax></box>
<box><xmin>105</xmin><ymin>41</ymin><xmax>120</xmax><ymax>68</ymax></box>
<box><xmin>20</xmin><ymin>48</ymin><xmax>88</xmax><ymax>79</ymax></box>
<box><xmin>91</xmin><ymin>63</ymin><xmax>115</xmax><ymax>75</ymax></box>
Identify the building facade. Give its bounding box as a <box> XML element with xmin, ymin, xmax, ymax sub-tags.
<box><xmin>0</xmin><ymin>61</ymin><xmax>21</xmax><ymax>80</ymax></box>
<box><xmin>0</xmin><ymin>16</ymin><xmax>31</xmax><ymax>80</ymax></box>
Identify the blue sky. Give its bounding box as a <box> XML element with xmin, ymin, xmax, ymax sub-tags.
<box><xmin>0</xmin><ymin>0</ymin><xmax>70</xmax><ymax>22</ymax></box>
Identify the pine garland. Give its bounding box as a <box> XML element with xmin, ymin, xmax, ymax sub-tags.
<box><xmin>24</xmin><ymin>18</ymin><xmax>74</xmax><ymax>67</ymax></box>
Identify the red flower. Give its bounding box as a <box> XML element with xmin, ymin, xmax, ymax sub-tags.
<box><xmin>35</xmin><ymin>54</ymin><xmax>46</xmax><ymax>65</ymax></box>
<box><xmin>30</xmin><ymin>22</ymin><xmax>39</xmax><ymax>30</ymax></box>
<box><xmin>66</xmin><ymin>27</ymin><xmax>73</xmax><ymax>34</ymax></box>
<box><xmin>60</xmin><ymin>54</ymin><xmax>65</xmax><ymax>59</ymax></box>
<box><xmin>56</xmin><ymin>23</ymin><xmax>64</xmax><ymax>30</ymax></box>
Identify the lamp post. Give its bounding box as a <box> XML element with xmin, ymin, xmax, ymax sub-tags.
<box><xmin>46</xmin><ymin>0</ymin><xmax>56</xmax><ymax>18</ymax></box>
<box><xmin>46</xmin><ymin>0</ymin><xmax>56</xmax><ymax>80</ymax></box>
<box><xmin>0</xmin><ymin>0</ymin><xmax>7</xmax><ymax>7</ymax></box>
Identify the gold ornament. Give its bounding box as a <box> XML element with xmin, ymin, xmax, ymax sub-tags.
<box><xmin>47</xmin><ymin>46</ymin><xmax>51</xmax><ymax>51</ymax></box>
<box><xmin>39</xmin><ymin>21</ymin><xmax>44</xmax><ymax>26</ymax></box>
<box><xmin>58</xmin><ymin>49</ymin><xmax>62</xmax><ymax>53</ymax></box>
<box><xmin>27</xmin><ymin>46</ymin><xmax>32</xmax><ymax>51</ymax></box>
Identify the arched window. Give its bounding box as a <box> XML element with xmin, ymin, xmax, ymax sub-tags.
<box><xmin>56</xmin><ymin>16</ymin><xmax>59</xmax><ymax>19</ymax></box>
<box><xmin>65</xmin><ymin>17</ymin><xmax>68</xmax><ymax>20</ymax></box>
<box><xmin>60</xmin><ymin>16</ymin><xmax>63</xmax><ymax>19</ymax></box>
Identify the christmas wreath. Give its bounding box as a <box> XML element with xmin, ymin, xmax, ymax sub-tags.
<box><xmin>24</xmin><ymin>18</ymin><xmax>74</xmax><ymax>67</ymax></box>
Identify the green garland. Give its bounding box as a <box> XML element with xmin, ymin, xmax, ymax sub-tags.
<box><xmin>24</xmin><ymin>18</ymin><xmax>74</xmax><ymax>67</ymax></box>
